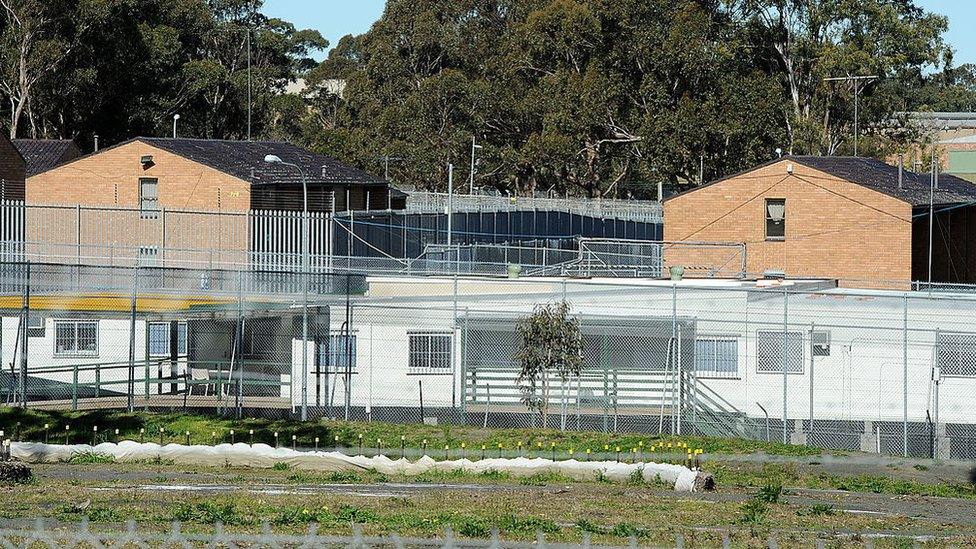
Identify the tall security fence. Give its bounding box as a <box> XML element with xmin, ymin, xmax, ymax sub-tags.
<box><xmin>404</xmin><ymin>191</ymin><xmax>663</xmax><ymax>223</ymax></box>
<box><xmin>0</xmin><ymin>262</ymin><xmax>364</xmax><ymax>419</ymax></box>
<box><xmin>2</xmin><ymin>265</ymin><xmax>976</xmax><ymax>460</ymax></box>
<box><xmin>0</xmin><ymin>202</ymin><xmax>714</xmax><ymax>278</ymax></box>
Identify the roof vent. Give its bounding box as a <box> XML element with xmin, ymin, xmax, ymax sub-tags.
<box><xmin>897</xmin><ymin>154</ymin><xmax>903</xmax><ymax>190</ymax></box>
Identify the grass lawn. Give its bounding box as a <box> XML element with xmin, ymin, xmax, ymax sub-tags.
<box><xmin>0</xmin><ymin>408</ymin><xmax>822</xmax><ymax>458</ymax></box>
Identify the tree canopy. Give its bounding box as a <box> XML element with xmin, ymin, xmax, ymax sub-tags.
<box><xmin>310</xmin><ymin>0</ymin><xmax>954</xmax><ymax>196</ymax></box>
<box><xmin>0</xmin><ymin>0</ymin><xmax>325</xmax><ymax>148</ymax></box>
<box><xmin>0</xmin><ymin>0</ymin><xmax>964</xmax><ymax>196</ymax></box>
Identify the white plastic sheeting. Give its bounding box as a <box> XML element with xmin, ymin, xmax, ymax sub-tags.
<box><xmin>10</xmin><ymin>441</ymin><xmax>703</xmax><ymax>492</ymax></box>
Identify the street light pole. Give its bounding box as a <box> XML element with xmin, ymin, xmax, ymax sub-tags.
<box><xmin>469</xmin><ymin>137</ymin><xmax>482</xmax><ymax>196</ymax></box>
<box><xmin>823</xmin><ymin>75</ymin><xmax>878</xmax><ymax>157</ymax></box>
<box><xmin>264</xmin><ymin>154</ymin><xmax>310</xmax><ymax>421</ymax></box>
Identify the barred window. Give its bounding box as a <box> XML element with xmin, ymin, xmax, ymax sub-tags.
<box><xmin>757</xmin><ymin>331</ymin><xmax>803</xmax><ymax>374</ymax></box>
<box><xmin>54</xmin><ymin>320</ymin><xmax>98</xmax><ymax>357</ymax></box>
<box><xmin>937</xmin><ymin>333</ymin><xmax>976</xmax><ymax>377</ymax></box>
<box><xmin>408</xmin><ymin>332</ymin><xmax>453</xmax><ymax>374</ymax></box>
<box><xmin>695</xmin><ymin>338</ymin><xmax>738</xmax><ymax>378</ymax></box>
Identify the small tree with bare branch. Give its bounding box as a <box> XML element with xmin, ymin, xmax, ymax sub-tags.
<box><xmin>515</xmin><ymin>301</ymin><xmax>584</xmax><ymax>429</ymax></box>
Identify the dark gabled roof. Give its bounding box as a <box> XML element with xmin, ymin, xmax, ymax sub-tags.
<box><xmin>790</xmin><ymin>156</ymin><xmax>976</xmax><ymax>207</ymax></box>
<box><xmin>137</xmin><ymin>138</ymin><xmax>388</xmax><ymax>188</ymax></box>
<box><xmin>13</xmin><ymin>139</ymin><xmax>81</xmax><ymax>176</ymax></box>
<box><xmin>665</xmin><ymin>155</ymin><xmax>976</xmax><ymax>207</ymax></box>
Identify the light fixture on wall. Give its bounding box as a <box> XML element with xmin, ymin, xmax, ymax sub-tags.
<box><xmin>140</xmin><ymin>155</ymin><xmax>154</xmax><ymax>168</ymax></box>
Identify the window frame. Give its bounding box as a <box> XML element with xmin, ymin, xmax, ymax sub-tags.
<box><xmin>27</xmin><ymin>314</ymin><xmax>45</xmax><ymax>338</ymax></box>
<box><xmin>407</xmin><ymin>331</ymin><xmax>453</xmax><ymax>375</ymax></box>
<box><xmin>139</xmin><ymin>177</ymin><xmax>160</xmax><ymax>219</ymax></box>
<box><xmin>765</xmin><ymin>198</ymin><xmax>786</xmax><ymax>241</ymax></box>
<box><xmin>694</xmin><ymin>336</ymin><xmax>740</xmax><ymax>379</ymax></box>
<box><xmin>148</xmin><ymin>321</ymin><xmax>188</xmax><ymax>358</ymax></box>
<box><xmin>756</xmin><ymin>330</ymin><xmax>804</xmax><ymax>375</ymax></box>
<box><xmin>812</xmin><ymin>330</ymin><xmax>831</xmax><ymax>357</ymax></box>
<box><xmin>53</xmin><ymin>320</ymin><xmax>99</xmax><ymax>358</ymax></box>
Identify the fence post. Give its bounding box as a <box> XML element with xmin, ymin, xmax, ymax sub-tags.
<box><xmin>127</xmin><ymin>265</ymin><xmax>138</xmax><ymax>413</ymax></box>
<box><xmin>72</xmin><ymin>364</ymin><xmax>78</xmax><ymax>411</ymax></box>
<box><xmin>18</xmin><ymin>261</ymin><xmax>29</xmax><ymax>408</ymax></box>
<box><xmin>902</xmin><ymin>294</ymin><xmax>909</xmax><ymax>457</ymax></box>
<box><xmin>782</xmin><ymin>286</ymin><xmax>789</xmax><ymax>445</ymax></box>
<box><xmin>75</xmin><ymin>204</ymin><xmax>81</xmax><ymax>266</ymax></box>
<box><xmin>808</xmin><ymin>323</ymin><xmax>815</xmax><ymax>442</ymax></box>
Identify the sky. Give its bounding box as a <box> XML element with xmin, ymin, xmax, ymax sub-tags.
<box><xmin>264</xmin><ymin>1</ymin><xmax>976</xmax><ymax>66</ymax></box>
<box><xmin>262</xmin><ymin>0</ymin><xmax>386</xmax><ymax>61</ymax></box>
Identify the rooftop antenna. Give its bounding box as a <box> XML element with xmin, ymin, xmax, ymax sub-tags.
<box><xmin>823</xmin><ymin>75</ymin><xmax>879</xmax><ymax>156</ymax></box>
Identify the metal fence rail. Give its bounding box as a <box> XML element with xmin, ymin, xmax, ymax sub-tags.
<box><xmin>404</xmin><ymin>192</ymin><xmax>663</xmax><ymax>223</ymax></box>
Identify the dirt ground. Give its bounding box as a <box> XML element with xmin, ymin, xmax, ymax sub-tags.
<box><xmin>2</xmin><ymin>453</ymin><xmax>971</xmax><ymax>546</ymax></box>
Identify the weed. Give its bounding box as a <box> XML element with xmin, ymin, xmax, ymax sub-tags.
<box><xmin>173</xmin><ymin>502</ymin><xmax>249</xmax><ymax>525</ymax></box>
<box><xmin>739</xmin><ymin>499</ymin><xmax>767</xmax><ymax>525</ymax></box>
<box><xmin>271</xmin><ymin>462</ymin><xmax>290</xmax><ymax>471</ymax></box>
<box><xmin>628</xmin><ymin>466</ymin><xmax>645</xmax><ymax>485</ymax></box>
<box><xmin>324</xmin><ymin>471</ymin><xmax>363</xmax><ymax>483</ymax></box>
<box><xmin>66</xmin><ymin>452</ymin><xmax>114</xmax><ymax>464</ymax></box>
<box><xmin>913</xmin><ymin>464</ymin><xmax>929</xmax><ymax>472</ymax></box>
<box><xmin>755</xmin><ymin>483</ymin><xmax>783</xmax><ymax>504</ymax></box>
<box><xmin>496</xmin><ymin>514</ymin><xmax>558</xmax><ymax>534</ymax></box>
<box><xmin>575</xmin><ymin>519</ymin><xmax>605</xmax><ymax>534</ymax></box>
<box><xmin>334</xmin><ymin>504</ymin><xmax>378</xmax><ymax>523</ymax></box>
<box><xmin>609</xmin><ymin>522</ymin><xmax>647</xmax><ymax>538</ymax></box>
<box><xmin>480</xmin><ymin>470</ymin><xmax>511</xmax><ymax>481</ymax></box>
<box><xmin>798</xmin><ymin>504</ymin><xmax>836</xmax><ymax>516</ymax></box>
<box><xmin>56</xmin><ymin>504</ymin><xmax>124</xmax><ymax>523</ymax></box>
<box><xmin>452</xmin><ymin>516</ymin><xmax>491</xmax><ymax>537</ymax></box>
<box><xmin>286</xmin><ymin>472</ymin><xmax>314</xmax><ymax>483</ymax></box>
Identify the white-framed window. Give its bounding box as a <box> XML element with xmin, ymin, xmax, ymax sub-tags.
<box><xmin>54</xmin><ymin>320</ymin><xmax>98</xmax><ymax>357</ymax></box>
<box><xmin>765</xmin><ymin>198</ymin><xmax>786</xmax><ymax>240</ymax></box>
<box><xmin>408</xmin><ymin>332</ymin><xmax>453</xmax><ymax>374</ymax></box>
<box><xmin>140</xmin><ymin>178</ymin><xmax>159</xmax><ymax>218</ymax></box>
<box><xmin>27</xmin><ymin>314</ymin><xmax>45</xmax><ymax>338</ymax></box>
<box><xmin>937</xmin><ymin>332</ymin><xmax>976</xmax><ymax>377</ymax></box>
<box><xmin>757</xmin><ymin>330</ymin><xmax>803</xmax><ymax>374</ymax></box>
<box><xmin>695</xmin><ymin>337</ymin><xmax>738</xmax><ymax>378</ymax></box>
<box><xmin>148</xmin><ymin>321</ymin><xmax>188</xmax><ymax>357</ymax></box>
<box><xmin>812</xmin><ymin>330</ymin><xmax>831</xmax><ymax>356</ymax></box>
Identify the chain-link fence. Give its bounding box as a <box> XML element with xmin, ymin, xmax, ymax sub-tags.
<box><xmin>0</xmin><ymin>518</ymin><xmax>896</xmax><ymax>549</ymax></box>
<box><xmin>0</xmin><ymin>262</ymin><xmax>364</xmax><ymax>420</ymax></box>
<box><xmin>2</xmin><ymin>262</ymin><xmax>976</xmax><ymax>460</ymax></box>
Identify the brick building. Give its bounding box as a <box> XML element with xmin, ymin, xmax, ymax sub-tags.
<box><xmin>664</xmin><ymin>157</ymin><xmax>976</xmax><ymax>288</ymax></box>
<box><xmin>21</xmin><ymin>137</ymin><xmax>404</xmax><ymax>266</ymax></box>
